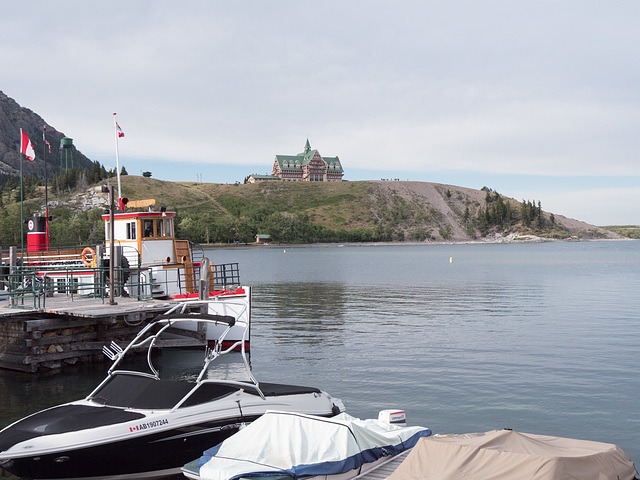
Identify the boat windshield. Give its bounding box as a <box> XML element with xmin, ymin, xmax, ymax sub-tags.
<box><xmin>90</xmin><ymin>373</ymin><xmax>193</xmax><ymax>409</ymax></box>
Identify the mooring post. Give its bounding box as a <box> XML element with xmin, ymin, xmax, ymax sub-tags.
<box><xmin>199</xmin><ymin>257</ymin><xmax>210</xmax><ymax>301</ymax></box>
<box><xmin>9</xmin><ymin>246</ymin><xmax>17</xmax><ymax>306</ymax></box>
<box><xmin>114</xmin><ymin>245</ymin><xmax>122</xmax><ymax>297</ymax></box>
<box><xmin>95</xmin><ymin>245</ymin><xmax>104</xmax><ymax>296</ymax></box>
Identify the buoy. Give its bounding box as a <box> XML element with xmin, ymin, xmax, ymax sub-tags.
<box><xmin>82</xmin><ymin>247</ymin><xmax>95</xmax><ymax>268</ymax></box>
<box><xmin>284</xmin><ymin>249</ymin><xmax>286</xmax><ymax>253</ymax></box>
<box><xmin>450</xmin><ymin>257</ymin><xmax>453</xmax><ymax>263</ymax></box>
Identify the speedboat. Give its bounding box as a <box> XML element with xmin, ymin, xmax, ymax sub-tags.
<box><xmin>182</xmin><ymin>409</ymin><xmax>431</xmax><ymax>480</ymax></box>
<box><xmin>0</xmin><ymin>307</ymin><xmax>345</xmax><ymax>480</ymax></box>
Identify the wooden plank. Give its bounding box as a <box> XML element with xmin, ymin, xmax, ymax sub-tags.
<box><xmin>24</xmin><ymin>318</ymin><xmax>99</xmax><ymax>332</ymax></box>
<box><xmin>356</xmin><ymin>450</ymin><xmax>410</xmax><ymax>480</ymax></box>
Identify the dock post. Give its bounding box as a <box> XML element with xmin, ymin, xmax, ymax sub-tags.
<box><xmin>95</xmin><ymin>245</ymin><xmax>104</xmax><ymax>297</ymax></box>
<box><xmin>114</xmin><ymin>246</ymin><xmax>122</xmax><ymax>298</ymax></box>
<box><xmin>199</xmin><ymin>257</ymin><xmax>210</xmax><ymax>301</ymax></box>
<box><xmin>9</xmin><ymin>246</ymin><xmax>17</xmax><ymax>306</ymax></box>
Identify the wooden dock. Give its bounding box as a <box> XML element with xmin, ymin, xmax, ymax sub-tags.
<box><xmin>356</xmin><ymin>450</ymin><xmax>410</xmax><ymax>479</ymax></box>
<box><xmin>0</xmin><ymin>296</ymin><xmax>205</xmax><ymax>373</ymax></box>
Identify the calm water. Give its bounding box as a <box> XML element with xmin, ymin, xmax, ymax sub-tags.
<box><xmin>1</xmin><ymin>241</ymin><xmax>639</xmax><ymax>470</ymax></box>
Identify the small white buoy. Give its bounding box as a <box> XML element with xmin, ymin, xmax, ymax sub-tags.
<box><xmin>284</xmin><ymin>249</ymin><xmax>286</xmax><ymax>253</ymax></box>
<box><xmin>450</xmin><ymin>257</ymin><xmax>453</xmax><ymax>263</ymax></box>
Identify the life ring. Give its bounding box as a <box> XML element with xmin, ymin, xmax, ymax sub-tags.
<box><xmin>82</xmin><ymin>247</ymin><xmax>95</xmax><ymax>268</ymax></box>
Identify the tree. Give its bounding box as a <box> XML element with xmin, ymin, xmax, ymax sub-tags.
<box><xmin>121</xmin><ymin>166</ymin><xmax>128</xmax><ymax>176</ymax></box>
<box><xmin>142</xmin><ymin>171</ymin><xmax>152</xmax><ymax>178</ymax></box>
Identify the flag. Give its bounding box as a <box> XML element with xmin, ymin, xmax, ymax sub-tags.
<box><xmin>43</xmin><ymin>126</ymin><xmax>51</xmax><ymax>153</ymax></box>
<box><xmin>116</xmin><ymin>122</ymin><xmax>125</xmax><ymax>138</ymax></box>
<box><xmin>20</xmin><ymin>129</ymin><xmax>35</xmax><ymax>161</ymax></box>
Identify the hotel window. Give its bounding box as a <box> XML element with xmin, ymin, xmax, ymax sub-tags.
<box><xmin>105</xmin><ymin>221</ymin><xmax>110</xmax><ymax>240</ymax></box>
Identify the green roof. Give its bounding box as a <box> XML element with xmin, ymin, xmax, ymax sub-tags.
<box><xmin>250</xmin><ymin>174</ymin><xmax>279</xmax><ymax>179</ymax></box>
<box><xmin>274</xmin><ymin>140</ymin><xmax>343</xmax><ymax>173</ymax></box>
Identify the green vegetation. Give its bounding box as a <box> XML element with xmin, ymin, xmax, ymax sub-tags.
<box><xmin>0</xmin><ymin>176</ymin><xmax>621</xmax><ymax>248</ymax></box>
<box><xmin>603</xmin><ymin>225</ymin><xmax>640</xmax><ymax>239</ymax></box>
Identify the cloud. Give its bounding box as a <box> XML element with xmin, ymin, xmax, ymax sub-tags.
<box><xmin>2</xmin><ymin>1</ymin><xmax>639</xmax><ymax>223</ymax></box>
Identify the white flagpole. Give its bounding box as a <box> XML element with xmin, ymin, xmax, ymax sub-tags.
<box><xmin>113</xmin><ymin>113</ymin><xmax>122</xmax><ymax>204</ymax></box>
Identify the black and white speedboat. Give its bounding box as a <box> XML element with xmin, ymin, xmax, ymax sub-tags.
<box><xmin>0</xmin><ymin>306</ymin><xmax>345</xmax><ymax>480</ymax></box>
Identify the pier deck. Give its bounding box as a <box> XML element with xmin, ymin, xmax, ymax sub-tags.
<box><xmin>0</xmin><ymin>297</ymin><xmax>206</xmax><ymax>373</ymax></box>
<box><xmin>356</xmin><ymin>450</ymin><xmax>410</xmax><ymax>479</ymax></box>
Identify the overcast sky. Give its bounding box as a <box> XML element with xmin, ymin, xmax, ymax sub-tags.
<box><xmin>2</xmin><ymin>1</ymin><xmax>639</xmax><ymax>225</ymax></box>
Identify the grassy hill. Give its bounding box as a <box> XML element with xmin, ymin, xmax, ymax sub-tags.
<box><xmin>116</xmin><ymin>176</ymin><xmax>619</xmax><ymax>243</ymax></box>
<box><xmin>1</xmin><ymin>175</ymin><xmax>624</xmax><ymax>247</ymax></box>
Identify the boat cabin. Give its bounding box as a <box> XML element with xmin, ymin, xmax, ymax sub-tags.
<box><xmin>103</xmin><ymin>203</ymin><xmax>182</xmax><ymax>266</ymax></box>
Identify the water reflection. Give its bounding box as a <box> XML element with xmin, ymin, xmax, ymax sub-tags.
<box><xmin>254</xmin><ymin>282</ymin><xmax>349</xmax><ymax>349</ymax></box>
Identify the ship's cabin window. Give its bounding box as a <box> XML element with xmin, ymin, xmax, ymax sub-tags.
<box><xmin>159</xmin><ymin>218</ymin><xmax>173</xmax><ymax>237</ymax></box>
<box><xmin>143</xmin><ymin>219</ymin><xmax>154</xmax><ymax>238</ymax></box>
<box><xmin>126</xmin><ymin>221</ymin><xmax>137</xmax><ymax>240</ymax></box>
<box><xmin>142</xmin><ymin>218</ymin><xmax>173</xmax><ymax>238</ymax></box>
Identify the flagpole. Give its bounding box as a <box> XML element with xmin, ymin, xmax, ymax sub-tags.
<box><xmin>19</xmin><ymin>129</ymin><xmax>24</xmax><ymax>256</ymax></box>
<box><xmin>113</xmin><ymin>113</ymin><xmax>122</xmax><ymax>206</ymax></box>
<box><xmin>43</xmin><ymin>126</ymin><xmax>49</xmax><ymax>251</ymax></box>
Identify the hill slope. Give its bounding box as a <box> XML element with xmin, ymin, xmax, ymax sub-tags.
<box><xmin>0</xmin><ymin>91</ymin><xmax>93</xmax><ymax>178</ymax></box>
<box><xmin>110</xmin><ymin>176</ymin><xmax>618</xmax><ymax>243</ymax></box>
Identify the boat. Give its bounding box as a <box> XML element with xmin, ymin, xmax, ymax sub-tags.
<box><xmin>182</xmin><ymin>409</ymin><xmax>431</xmax><ymax>480</ymax></box>
<box><xmin>3</xmin><ymin>198</ymin><xmax>253</xmax><ymax>350</ymax></box>
<box><xmin>0</xmin><ymin>309</ymin><xmax>345</xmax><ymax>480</ymax></box>
<box><xmin>386</xmin><ymin>429</ymin><xmax>639</xmax><ymax>480</ymax></box>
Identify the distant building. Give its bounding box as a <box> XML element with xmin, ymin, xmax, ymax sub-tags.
<box><xmin>272</xmin><ymin>139</ymin><xmax>344</xmax><ymax>182</ymax></box>
<box><xmin>247</xmin><ymin>174</ymin><xmax>280</xmax><ymax>184</ymax></box>
<box><xmin>255</xmin><ymin>234</ymin><xmax>271</xmax><ymax>244</ymax></box>
<box><xmin>248</xmin><ymin>139</ymin><xmax>344</xmax><ymax>183</ymax></box>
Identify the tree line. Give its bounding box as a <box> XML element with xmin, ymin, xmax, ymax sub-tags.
<box><xmin>473</xmin><ymin>187</ymin><xmax>554</xmax><ymax>236</ymax></box>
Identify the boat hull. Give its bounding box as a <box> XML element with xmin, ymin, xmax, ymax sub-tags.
<box><xmin>0</xmin><ymin>386</ymin><xmax>343</xmax><ymax>480</ymax></box>
<box><xmin>1</xmin><ymin>416</ymin><xmax>252</xmax><ymax>480</ymax></box>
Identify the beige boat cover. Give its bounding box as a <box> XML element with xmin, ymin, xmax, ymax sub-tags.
<box><xmin>387</xmin><ymin>429</ymin><xmax>637</xmax><ymax>480</ymax></box>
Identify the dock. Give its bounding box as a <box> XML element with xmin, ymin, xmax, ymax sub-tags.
<box><xmin>0</xmin><ymin>296</ymin><xmax>206</xmax><ymax>372</ymax></box>
<box><xmin>356</xmin><ymin>450</ymin><xmax>410</xmax><ymax>479</ymax></box>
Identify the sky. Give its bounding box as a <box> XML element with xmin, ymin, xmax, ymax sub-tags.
<box><xmin>2</xmin><ymin>1</ymin><xmax>639</xmax><ymax>225</ymax></box>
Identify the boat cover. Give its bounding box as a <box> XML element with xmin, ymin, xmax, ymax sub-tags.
<box><xmin>195</xmin><ymin>411</ymin><xmax>431</xmax><ymax>480</ymax></box>
<box><xmin>387</xmin><ymin>429</ymin><xmax>638</xmax><ymax>480</ymax></box>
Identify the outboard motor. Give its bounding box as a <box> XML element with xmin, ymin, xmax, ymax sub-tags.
<box><xmin>378</xmin><ymin>409</ymin><xmax>407</xmax><ymax>427</ymax></box>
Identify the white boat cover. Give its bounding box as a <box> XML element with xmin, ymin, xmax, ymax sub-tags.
<box><xmin>196</xmin><ymin>411</ymin><xmax>431</xmax><ymax>480</ymax></box>
<box><xmin>387</xmin><ymin>429</ymin><xmax>638</xmax><ymax>480</ymax></box>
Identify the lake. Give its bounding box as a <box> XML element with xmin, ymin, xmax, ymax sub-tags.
<box><xmin>1</xmin><ymin>240</ymin><xmax>639</xmax><ymax>472</ymax></box>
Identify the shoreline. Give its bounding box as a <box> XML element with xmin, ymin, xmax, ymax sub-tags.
<box><xmin>202</xmin><ymin>235</ymin><xmax>636</xmax><ymax>250</ymax></box>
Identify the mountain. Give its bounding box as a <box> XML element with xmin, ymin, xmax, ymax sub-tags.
<box><xmin>0</xmin><ymin>91</ymin><xmax>94</xmax><ymax>178</ymax></box>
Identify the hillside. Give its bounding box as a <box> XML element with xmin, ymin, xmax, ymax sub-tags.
<box><xmin>0</xmin><ymin>91</ymin><xmax>93</xmax><ymax>178</ymax></box>
<box><xmin>103</xmin><ymin>176</ymin><xmax>618</xmax><ymax>243</ymax></box>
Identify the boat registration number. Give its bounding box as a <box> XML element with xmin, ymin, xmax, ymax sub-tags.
<box><xmin>129</xmin><ymin>419</ymin><xmax>169</xmax><ymax>432</ymax></box>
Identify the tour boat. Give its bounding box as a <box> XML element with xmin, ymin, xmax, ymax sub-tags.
<box><xmin>0</xmin><ymin>311</ymin><xmax>345</xmax><ymax>480</ymax></box>
<box><xmin>12</xmin><ymin>198</ymin><xmax>253</xmax><ymax>350</ymax></box>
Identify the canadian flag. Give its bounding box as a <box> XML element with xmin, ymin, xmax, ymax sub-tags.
<box><xmin>116</xmin><ymin>122</ymin><xmax>125</xmax><ymax>138</ymax></box>
<box><xmin>20</xmin><ymin>129</ymin><xmax>35</xmax><ymax>161</ymax></box>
